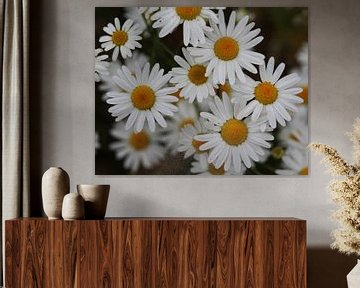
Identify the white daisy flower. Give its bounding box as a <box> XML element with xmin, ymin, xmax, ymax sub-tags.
<box><xmin>151</xmin><ymin>7</ymin><xmax>221</xmax><ymax>47</ymax></box>
<box><xmin>162</xmin><ymin>101</ymin><xmax>198</xmax><ymax>154</ymax></box>
<box><xmin>99</xmin><ymin>52</ymin><xmax>149</xmax><ymax>95</ymax></box>
<box><xmin>197</xmin><ymin>80</ymin><xmax>245</xmax><ymax>112</ymax></box>
<box><xmin>292</xmin><ymin>68</ymin><xmax>308</xmax><ymax>106</ymax></box>
<box><xmin>106</xmin><ymin>62</ymin><xmax>178</xmax><ymax>132</ymax></box>
<box><xmin>98</xmin><ymin>60</ymin><xmax>121</xmax><ymax>93</ymax></box>
<box><xmin>110</xmin><ymin>122</ymin><xmax>164</xmax><ymax>173</ymax></box>
<box><xmin>188</xmin><ymin>10</ymin><xmax>265</xmax><ymax>85</ymax></box>
<box><xmin>125</xmin><ymin>8</ymin><xmax>146</xmax><ymax>31</ymax></box>
<box><xmin>191</xmin><ymin>153</ymin><xmax>245</xmax><ymax>175</ymax></box>
<box><xmin>170</xmin><ymin>48</ymin><xmax>217</xmax><ymax>103</ymax></box>
<box><xmin>235</xmin><ymin>57</ymin><xmax>303</xmax><ymax>129</ymax></box>
<box><xmin>124</xmin><ymin>51</ymin><xmax>149</xmax><ymax>74</ymax></box>
<box><xmin>279</xmin><ymin>107</ymin><xmax>308</xmax><ymax>150</ymax></box>
<box><xmin>276</xmin><ymin>148</ymin><xmax>308</xmax><ymax>176</ymax></box>
<box><xmin>138</xmin><ymin>7</ymin><xmax>160</xmax><ymax>19</ymax></box>
<box><xmin>290</xmin><ymin>43</ymin><xmax>309</xmax><ymax>105</ymax></box>
<box><xmin>99</xmin><ymin>17</ymin><xmax>143</xmax><ymax>61</ymax></box>
<box><xmin>95</xmin><ymin>48</ymin><xmax>109</xmax><ymax>82</ymax></box>
<box><xmin>95</xmin><ymin>132</ymin><xmax>101</xmax><ymax>153</ymax></box>
<box><xmin>297</xmin><ymin>77</ymin><xmax>308</xmax><ymax>105</ymax></box>
<box><xmin>297</xmin><ymin>43</ymin><xmax>308</xmax><ymax>70</ymax></box>
<box><xmin>195</xmin><ymin>94</ymin><xmax>274</xmax><ymax>173</ymax></box>
<box><xmin>178</xmin><ymin>120</ymin><xmax>208</xmax><ymax>158</ymax></box>
<box><xmin>236</xmin><ymin>8</ymin><xmax>255</xmax><ymax>22</ymax></box>
<box><xmin>125</xmin><ymin>7</ymin><xmax>159</xmax><ymax>33</ymax></box>
<box><xmin>217</xmin><ymin>80</ymin><xmax>249</xmax><ymax>109</ymax></box>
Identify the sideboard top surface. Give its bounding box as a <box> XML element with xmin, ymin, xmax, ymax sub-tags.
<box><xmin>6</xmin><ymin>217</ymin><xmax>306</xmax><ymax>222</ymax></box>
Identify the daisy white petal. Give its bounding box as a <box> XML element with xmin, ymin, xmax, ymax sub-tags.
<box><xmin>190</xmin><ymin>153</ymin><xmax>244</xmax><ymax>175</ymax></box>
<box><xmin>276</xmin><ymin>148</ymin><xmax>308</xmax><ymax>175</ymax></box>
<box><xmin>95</xmin><ymin>48</ymin><xmax>109</xmax><ymax>82</ymax></box>
<box><xmin>196</xmin><ymin>94</ymin><xmax>273</xmax><ymax>172</ymax></box>
<box><xmin>234</xmin><ymin>57</ymin><xmax>303</xmax><ymax>129</ymax></box>
<box><xmin>110</xmin><ymin>122</ymin><xmax>165</xmax><ymax>173</ymax></box>
<box><xmin>178</xmin><ymin>120</ymin><xmax>209</xmax><ymax>158</ymax></box>
<box><xmin>162</xmin><ymin>101</ymin><xmax>198</xmax><ymax>155</ymax></box>
<box><xmin>151</xmin><ymin>7</ymin><xmax>222</xmax><ymax>47</ymax></box>
<box><xmin>99</xmin><ymin>17</ymin><xmax>143</xmax><ymax>61</ymax></box>
<box><xmin>106</xmin><ymin>62</ymin><xmax>178</xmax><ymax>132</ymax></box>
<box><xmin>171</xmin><ymin>48</ymin><xmax>217</xmax><ymax>103</ymax></box>
<box><xmin>189</xmin><ymin>10</ymin><xmax>264</xmax><ymax>85</ymax></box>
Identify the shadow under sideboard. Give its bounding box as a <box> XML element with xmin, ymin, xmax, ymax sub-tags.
<box><xmin>308</xmin><ymin>248</ymin><xmax>357</xmax><ymax>288</ymax></box>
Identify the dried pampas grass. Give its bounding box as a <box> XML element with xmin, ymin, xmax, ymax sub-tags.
<box><xmin>309</xmin><ymin>118</ymin><xmax>360</xmax><ymax>256</ymax></box>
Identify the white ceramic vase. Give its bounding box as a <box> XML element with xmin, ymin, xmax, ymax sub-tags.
<box><xmin>347</xmin><ymin>260</ymin><xmax>360</xmax><ymax>288</ymax></box>
<box><xmin>62</xmin><ymin>192</ymin><xmax>85</xmax><ymax>220</ymax></box>
<box><xmin>77</xmin><ymin>184</ymin><xmax>110</xmax><ymax>219</ymax></box>
<box><xmin>42</xmin><ymin>167</ymin><xmax>70</xmax><ymax>219</ymax></box>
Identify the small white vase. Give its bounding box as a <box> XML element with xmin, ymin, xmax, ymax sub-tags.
<box><xmin>347</xmin><ymin>260</ymin><xmax>360</xmax><ymax>288</ymax></box>
<box><xmin>42</xmin><ymin>167</ymin><xmax>70</xmax><ymax>219</ymax></box>
<box><xmin>62</xmin><ymin>192</ymin><xmax>84</xmax><ymax>220</ymax></box>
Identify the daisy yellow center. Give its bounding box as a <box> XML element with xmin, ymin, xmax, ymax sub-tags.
<box><xmin>192</xmin><ymin>138</ymin><xmax>205</xmax><ymax>153</ymax></box>
<box><xmin>254</xmin><ymin>82</ymin><xmax>278</xmax><ymax>105</ymax></box>
<box><xmin>208</xmin><ymin>164</ymin><xmax>225</xmax><ymax>175</ymax></box>
<box><xmin>172</xmin><ymin>89</ymin><xmax>183</xmax><ymax>99</ymax></box>
<box><xmin>179</xmin><ymin>118</ymin><xmax>195</xmax><ymax>129</ymax></box>
<box><xmin>188</xmin><ymin>65</ymin><xmax>207</xmax><ymax>85</ymax></box>
<box><xmin>131</xmin><ymin>85</ymin><xmax>156</xmax><ymax>110</ymax></box>
<box><xmin>175</xmin><ymin>7</ymin><xmax>202</xmax><ymax>20</ymax></box>
<box><xmin>218</xmin><ymin>82</ymin><xmax>231</xmax><ymax>96</ymax></box>
<box><xmin>299</xmin><ymin>167</ymin><xmax>308</xmax><ymax>175</ymax></box>
<box><xmin>271</xmin><ymin>146</ymin><xmax>285</xmax><ymax>159</ymax></box>
<box><xmin>221</xmin><ymin>119</ymin><xmax>248</xmax><ymax>146</ymax></box>
<box><xmin>298</xmin><ymin>85</ymin><xmax>308</xmax><ymax>104</ymax></box>
<box><xmin>214</xmin><ymin>37</ymin><xmax>239</xmax><ymax>61</ymax></box>
<box><xmin>129</xmin><ymin>132</ymin><xmax>150</xmax><ymax>151</ymax></box>
<box><xmin>112</xmin><ymin>30</ymin><xmax>128</xmax><ymax>46</ymax></box>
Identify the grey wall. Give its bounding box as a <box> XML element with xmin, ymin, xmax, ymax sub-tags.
<box><xmin>30</xmin><ymin>0</ymin><xmax>360</xmax><ymax>247</ymax></box>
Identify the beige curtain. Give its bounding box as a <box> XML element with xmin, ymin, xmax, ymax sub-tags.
<box><xmin>0</xmin><ymin>0</ymin><xmax>30</xmax><ymax>284</ymax></box>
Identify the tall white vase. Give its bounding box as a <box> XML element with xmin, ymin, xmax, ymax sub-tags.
<box><xmin>42</xmin><ymin>167</ymin><xmax>70</xmax><ymax>219</ymax></box>
<box><xmin>347</xmin><ymin>260</ymin><xmax>360</xmax><ymax>288</ymax></box>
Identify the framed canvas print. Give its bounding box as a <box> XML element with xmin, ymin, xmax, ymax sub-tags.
<box><xmin>95</xmin><ymin>7</ymin><xmax>308</xmax><ymax>175</ymax></box>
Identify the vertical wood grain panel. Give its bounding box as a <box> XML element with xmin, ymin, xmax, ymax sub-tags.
<box><xmin>139</xmin><ymin>220</ymin><xmax>154</xmax><ymax>288</ymax></box>
<box><xmin>216</xmin><ymin>220</ymin><xmax>234</xmax><ymax>288</ymax></box>
<box><xmin>5</xmin><ymin>221</ymin><xmax>21</xmax><ymax>288</ymax></box>
<box><xmin>6</xmin><ymin>218</ymin><xmax>306</xmax><ymax>288</ymax></box>
<box><xmin>21</xmin><ymin>220</ymin><xmax>47</xmax><ymax>287</ymax></box>
<box><xmin>63</xmin><ymin>221</ymin><xmax>80</xmax><ymax>287</ymax></box>
<box><xmin>263</xmin><ymin>221</ymin><xmax>275</xmax><ymax>288</ymax></box>
<box><xmin>186</xmin><ymin>220</ymin><xmax>202</xmax><ymax>288</ymax></box>
<box><xmin>167</xmin><ymin>220</ymin><xmax>179</xmax><ymax>288</ymax></box>
<box><xmin>274</xmin><ymin>220</ymin><xmax>297</xmax><ymax>287</ymax></box>
<box><xmin>48</xmin><ymin>221</ymin><xmax>64</xmax><ymax>288</ymax></box>
<box><xmin>296</xmin><ymin>221</ymin><xmax>307</xmax><ymax>287</ymax></box>
<box><xmin>97</xmin><ymin>220</ymin><xmax>114</xmax><ymax>287</ymax></box>
<box><xmin>156</xmin><ymin>220</ymin><xmax>169</xmax><ymax>287</ymax></box>
<box><xmin>122</xmin><ymin>220</ymin><xmax>135</xmax><ymax>287</ymax></box>
<box><xmin>80</xmin><ymin>220</ymin><xmax>97</xmax><ymax>288</ymax></box>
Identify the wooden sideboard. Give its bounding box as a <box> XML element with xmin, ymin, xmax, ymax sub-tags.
<box><xmin>5</xmin><ymin>218</ymin><xmax>306</xmax><ymax>287</ymax></box>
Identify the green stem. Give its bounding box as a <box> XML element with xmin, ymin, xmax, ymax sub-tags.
<box><xmin>141</xmin><ymin>12</ymin><xmax>175</xmax><ymax>62</ymax></box>
<box><xmin>155</xmin><ymin>39</ymin><xmax>176</xmax><ymax>58</ymax></box>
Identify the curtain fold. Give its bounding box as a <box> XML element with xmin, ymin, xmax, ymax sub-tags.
<box><xmin>0</xmin><ymin>0</ymin><xmax>30</xmax><ymax>284</ymax></box>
